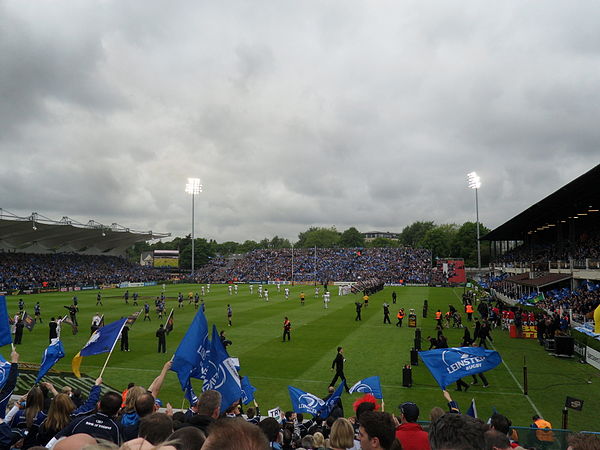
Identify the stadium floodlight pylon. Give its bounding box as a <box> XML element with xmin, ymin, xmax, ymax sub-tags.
<box><xmin>467</xmin><ymin>171</ymin><xmax>482</xmax><ymax>270</ymax></box>
<box><xmin>185</xmin><ymin>177</ymin><xmax>203</xmax><ymax>276</ymax></box>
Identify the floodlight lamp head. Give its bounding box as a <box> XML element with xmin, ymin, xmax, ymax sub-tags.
<box><xmin>467</xmin><ymin>171</ymin><xmax>481</xmax><ymax>189</ymax></box>
<box><xmin>185</xmin><ymin>177</ymin><xmax>203</xmax><ymax>195</ymax></box>
<box><xmin>32</xmin><ymin>225</ymin><xmax>37</xmax><ymax>231</ymax></box>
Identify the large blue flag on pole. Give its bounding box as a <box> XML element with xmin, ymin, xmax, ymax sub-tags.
<box><xmin>36</xmin><ymin>338</ymin><xmax>65</xmax><ymax>383</ymax></box>
<box><xmin>348</xmin><ymin>376</ymin><xmax>383</xmax><ymax>399</ymax></box>
<box><xmin>419</xmin><ymin>347</ymin><xmax>502</xmax><ymax>389</ymax></box>
<box><xmin>0</xmin><ymin>296</ymin><xmax>12</xmax><ymax>348</ymax></box>
<box><xmin>171</xmin><ymin>309</ymin><xmax>210</xmax><ymax>404</ymax></box>
<box><xmin>203</xmin><ymin>325</ymin><xmax>241</xmax><ymax>414</ymax></box>
<box><xmin>72</xmin><ymin>318</ymin><xmax>127</xmax><ymax>377</ymax></box>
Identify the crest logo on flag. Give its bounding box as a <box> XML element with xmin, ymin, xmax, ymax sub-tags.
<box><xmin>83</xmin><ymin>332</ymin><xmax>100</xmax><ymax>348</ymax></box>
<box><xmin>298</xmin><ymin>393</ymin><xmax>323</xmax><ymax>410</ymax></box>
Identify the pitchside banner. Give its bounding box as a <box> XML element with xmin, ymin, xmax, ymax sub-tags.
<box><xmin>419</xmin><ymin>347</ymin><xmax>502</xmax><ymax>389</ymax></box>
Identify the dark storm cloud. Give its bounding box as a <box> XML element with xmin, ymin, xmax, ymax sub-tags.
<box><xmin>1</xmin><ymin>0</ymin><xmax>599</xmax><ymax>243</ymax></box>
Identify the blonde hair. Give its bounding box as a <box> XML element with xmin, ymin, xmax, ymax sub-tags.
<box><xmin>329</xmin><ymin>418</ymin><xmax>354</xmax><ymax>449</ymax></box>
<box><xmin>123</xmin><ymin>386</ymin><xmax>146</xmax><ymax>413</ymax></box>
<box><xmin>42</xmin><ymin>393</ymin><xmax>76</xmax><ymax>433</ymax></box>
<box><xmin>313</xmin><ymin>431</ymin><xmax>325</xmax><ymax>447</ymax></box>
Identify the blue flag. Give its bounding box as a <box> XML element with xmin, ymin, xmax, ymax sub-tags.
<box><xmin>0</xmin><ymin>296</ymin><xmax>12</xmax><ymax>348</ymax></box>
<box><xmin>72</xmin><ymin>317</ymin><xmax>127</xmax><ymax>377</ymax></box>
<box><xmin>183</xmin><ymin>379</ymin><xmax>198</xmax><ymax>406</ymax></box>
<box><xmin>0</xmin><ymin>353</ymin><xmax>12</xmax><ymax>389</ymax></box>
<box><xmin>319</xmin><ymin>381</ymin><xmax>345</xmax><ymax>419</ymax></box>
<box><xmin>348</xmin><ymin>376</ymin><xmax>383</xmax><ymax>399</ymax></box>
<box><xmin>466</xmin><ymin>398</ymin><xmax>478</xmax><ymax>418</ymax></box>
<box><xmin>203</xmin><ymin>325</ymin><xmax>241</xmax><ymax>414</ymax></box>
<box><xmin>36</xmin><ymin>338</ymin><xmax>65</xmax><ymax>383</ymax></box>
<box><xmin>240</xmin><ymin>376</ymin><xmax>256</xmax><ymax>405</ymax></box>
<box><xmin>171</xmin><ymin>309</ymin><xmax>210</xmax><ymax>401</ymax></box>
<box><xmin>288</xmin><ymin>386</ymin><xmax>325</xmax><ymax>415</ymax></box>
<box><xmin>419</xmin><ymin>347</ymin><xmax>502</xmax><ymax>389</ymax></box>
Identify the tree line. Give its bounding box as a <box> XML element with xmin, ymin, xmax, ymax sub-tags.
<box><xmin>127</xmin><ymin>220</ymin><xmax>490</xmax><ymax>270</ymax></box>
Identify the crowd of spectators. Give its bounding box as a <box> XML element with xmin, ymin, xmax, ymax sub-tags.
<box><xmin>483</xmin><ymin>271</ymin><xmax>600</xmax><ymax>320</ymax></box>
<box><xmin>0</xmin><ymin>253</ymin><xmax>166</xmax><ymax>291</ymax></box>
<box><xmin>495</xmin><ymin>235</ymin><xmax>600</xmax><ymax>265</ymax></box>
<box><xmin>193</xmin><ymin>248</ymin><xmax>432</xmax><ymax>285</ymax></box>
<box><xmin>4</xmin><ymin>349</ymin><xmax>597</xmax><ymax>450</ymax></box>
<box><xmin>535</xmin><ymin>285</ymin><xmax>600</xmax><ymax>320</ymax></box>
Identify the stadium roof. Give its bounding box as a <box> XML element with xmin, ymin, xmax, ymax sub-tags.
<box><xmin>0</xmin><ymin>210</ymin><xmax>170</xmax><ymax>255</ymax></box>
<box><xmin>505</xmin><ymin>272</ymin><xmax>572</xmax><ymax>288</ymax></box>
<box><xmin>482</xmin><ymin>164</ymin><xmax>600</xmax><ymax>241</ymax></box>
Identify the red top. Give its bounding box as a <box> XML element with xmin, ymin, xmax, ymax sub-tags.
<box><xmin>395</xmin><ymin>422</ymin><xmax>431</xmax><ymax>450</ymax></box>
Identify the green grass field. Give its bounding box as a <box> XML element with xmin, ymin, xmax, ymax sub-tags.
<box><xmin>3</xmin><ymin>284</ymin><xmax>599</xmax><ymax>432</ymax></box>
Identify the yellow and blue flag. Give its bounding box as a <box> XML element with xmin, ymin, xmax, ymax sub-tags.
<box><xmin>72</xmin><ymin>317</ymin><xmax>127</xmax><ymax>377</ymax></box>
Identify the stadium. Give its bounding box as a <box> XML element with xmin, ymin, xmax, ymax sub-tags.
<box><xmin>1</xmin><ymin>164</ymin><xmax>599</xmax><ymax>449</ymax></box>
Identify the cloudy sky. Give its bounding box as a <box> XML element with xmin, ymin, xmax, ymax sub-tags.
<box><xmin>1</xmin><ymin>1</ymin><xmax>599</xmax><ymax>243</ymax></box>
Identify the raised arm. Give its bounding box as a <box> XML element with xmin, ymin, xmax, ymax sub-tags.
<box><xmin>148</xmin><ymin>360</ymin><xmax>172</xmax><ymax>398</ymax></box>
<box><xmin>0</xmin><ymin>351</ymin><xmax>19</xmax><ymax>419</ymax></box>
<box><xmin>72</xmin><ymin>377</ymin><xmax>102</xmax><ymax>417</ymax></box>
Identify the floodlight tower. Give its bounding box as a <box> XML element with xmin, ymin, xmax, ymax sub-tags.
<box><xmin>467</xmin><ymin>172</ymin><xmax>482</xmax><ymax>270</ymax></box>
<box><xmin>185</xmin><ymin>178</ymin><xmax>202</xmax><ymax>276</ymax></box>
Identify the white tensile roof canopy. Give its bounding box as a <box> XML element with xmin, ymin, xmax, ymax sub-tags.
<box><xmin>0</xmin><ymin>210</ymin><xmax>170</xmax><ymax>256</ymax></box>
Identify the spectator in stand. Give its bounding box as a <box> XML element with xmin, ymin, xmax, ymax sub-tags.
<box><xmin>168</xmin><ymin>426</ymin><xmax>206</xmax><ymax>450</ymax></box>
<box><xmin>192</xmin><ymin>247</ymin><xmax>432</xmax><ymax>285</ymax></box>
<box><xmin>484</xmin><ymin>430</ymin><xmax>514</xmax><ymax>450</ymax></box>
<box><xmin>429</xmin><ymin>413</ymin><xmax>486</xmax><ymax>450</ymax></box>
<box><xmin>49</xmin><ymin>391</ymin><xmax>123</xmax><ymax>446</ymax></box>
<box><xmin>122</xmin><ymin>412</ymin><xmax>174</xmax><ymax>449</ymax></box>
<box><xmin>258</xmin><ymin>417</ymin><xmax>282</xmax><ymax>448</ymax></box>
<box><xmin>357</xmin><ymin>411</ymin><xmax>397</xmax><ymax>450</ymax></box>
<box><xmin>329</xmin><ymin>418</ymin><xmax>355</xmax><ymax>450</ymax></box>
<box><xmin>204</xmin><ymin>418</ymin><xmax>269</xmax><ymax>450</ymax></box>
<box><xmin>395</xmin><ymin>402</ymin><xmax>430</xmax><ymax>450</ymax></box>
<box><xmin>0</xmin><ymin>252</ymin><xmax>165</xmax><ymax>291</ymax></box>
<box><xmin>183</xmin><ymin>390</ymin><xmax>221</xmax><ymax>436</ymax></box>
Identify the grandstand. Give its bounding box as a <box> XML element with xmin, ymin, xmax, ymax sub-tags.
<box><xmin>0</xmin><ymin>209</ymin><xmax>169</xmax><ymax>256</ymax></box>
<box><xmin>192</xmin><ymin>247</ymin><xmax>432</xmax><ymax>285</ymax></box>
<box><xmin>483</xmin><ymin>164</ymin><xmax>600</xmax><ymax>298</ymax></box>
<box><xmin>0</xmin><ymin>210</ymin><xmax>170</xmax><ymax>292</ymax></box>
<box><xmin>482</xmin><ymin>165</ymin><xmax>600</xmax><ymax>374</ymax></box>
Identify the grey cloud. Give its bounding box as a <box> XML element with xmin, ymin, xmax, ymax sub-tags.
<box><xmin>1</xmin><ymin>1</ymin><xmax>599</xmax><ymax>243</ymax></box>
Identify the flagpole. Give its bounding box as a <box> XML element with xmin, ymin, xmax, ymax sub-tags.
<box><xmin>98</xmin><ymin>320</ymin><xmax>127</xmax><ymax>378</ymax></box>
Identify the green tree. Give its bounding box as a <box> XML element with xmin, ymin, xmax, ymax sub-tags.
<box><xmin>399</xmin><ymin>221</ymin><xmax>435</xmax><ymax>247</ymax></box>
<box><xmin>339</xmin><ymin>227</ymin><xmax>365</xmax><ymax>247</ymax></box>
<box><xmin>270</xmin><ymin>236</ymin><xmax>291</xmax><ymax>249</ymax></box>
<box><xmin>452</xmin><ymin>221</ymin><xmax>491</xmax><ymax>266</ymax></box>
<box><xmin>239</xmin><ymin>240</ymin><xmax>260</xmax><ymax>253</ymax></box>
<box><xmin>214</xmin><ymin>241</ymin><xmax>240</xmax><ymax>256</ymax></box>
<box><xmin>418</xmin><ymin>224</ymin><xmax>458</xmax><ymax>259</ymax></box>
<box><xmin>367</xmin><ymin>237</ymin><xmax>399</xmax><ymax>248</ymax></box>
<box><xmin>179</xmin><ymin>237</ymin><xmax>215</xmax><ymax>271</ymax></box>
<box><xmin>296</xmin><ymin>227</ymin><xmax>341</xmax><ymax>248</ymax></box>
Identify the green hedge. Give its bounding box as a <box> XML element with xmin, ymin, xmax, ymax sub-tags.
<box><xmin>572</xmin><ymin>329</ymin><xmax>600</xmax><ymax>353</ymax></box>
